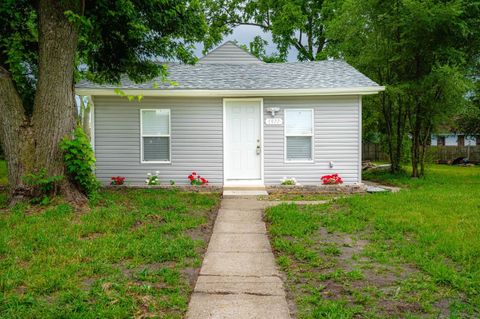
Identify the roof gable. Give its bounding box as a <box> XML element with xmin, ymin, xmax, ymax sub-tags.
<box><xmin>199</xmin><ymin>41</ymin><xmax>263</xmax><ymax>64</ymax></box>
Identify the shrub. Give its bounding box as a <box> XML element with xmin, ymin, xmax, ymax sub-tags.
<box><xmin>60</xmin><ymin>126</ymin><xmax>99</xmax><ymax>197</ymax></box>
<box><xmin>22</xmin><ymin>169</ymin><xmax>63</xmax><ymax>204</ymax></box>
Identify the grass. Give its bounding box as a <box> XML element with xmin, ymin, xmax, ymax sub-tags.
<box><xmin>265</xmin><ymin>165</ymin><xmax>480</xmax><ymax>318</ymax></box>
<box><xmin>0</xmin><ymin>174</ymin><xmax>221</xmax><ymax>318</ymax></box>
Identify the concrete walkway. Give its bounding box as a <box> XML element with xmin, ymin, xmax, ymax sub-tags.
<box><xmin>186</xmin><ymin>197</ymin><xmax>291</xmax><ymax>319</ymax></box>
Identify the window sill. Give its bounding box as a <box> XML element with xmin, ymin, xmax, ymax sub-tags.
<box><xmin>141</xmin><ymin>161</ymin><xmax>171</xmax><ymax>164</ymax></box>
<box><xmin>285</xmin><ymin>160</ymin><xmax>315</xmax><ymax>164</ymax></box>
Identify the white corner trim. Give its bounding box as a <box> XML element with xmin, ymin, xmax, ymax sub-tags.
<box><xmin>358</xmin><ymin>95</ymin><xmax>363</xmax><ymax>184</ymax></box>
<box><xmin>76</xmin><ymin>86</ymin><xmax>385</xmax><ymax>97</ymax></box>
<box><xmin>87</xmin><ymin>96</ymin><xmax>95</xmax><ymax>152</ymax></box>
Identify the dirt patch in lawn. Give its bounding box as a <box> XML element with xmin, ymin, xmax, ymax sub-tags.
<box><xmin>316</xmin><ymin>227</ymin><xmax>429</xmax><ymax>317</ymax></box>
<box><xmin>273</xmin><ymin>223</ymin><xmax>455</xmax><ymax>318</ymax></box>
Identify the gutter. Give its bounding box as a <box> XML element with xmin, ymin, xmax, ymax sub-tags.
<box><xmin>75</xmin><ymin>86</ymin><xmax>386</xmax><ymax>97</ymax></box>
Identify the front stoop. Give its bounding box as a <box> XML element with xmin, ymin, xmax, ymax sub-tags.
<box><xmin>185</xmin><ymin>198</ymin><xmax>291</xmax><ymax>319</ymax></box>
<box><xmin>222</xmin><ymin>186</ymin><xmax>268</xmax><ymax>197</ymax></box>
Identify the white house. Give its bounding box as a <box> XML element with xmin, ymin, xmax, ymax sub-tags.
<box><xmin>76</xmin><ymin>41</ymin><xmax>384</xmax><ymax>186</ymax></box>
<box><xmin>431</xmin><ymin>134</ymin><xmax>479</xmax><ymax>146</ymax></box>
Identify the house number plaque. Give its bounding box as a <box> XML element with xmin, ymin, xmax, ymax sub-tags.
<box><xmin>265</xmin><ymin>118</ymin><xmax>283</xmax><ymax>125</ymax></box>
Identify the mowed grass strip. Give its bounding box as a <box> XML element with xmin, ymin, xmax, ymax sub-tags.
<box><xmin>265</xmin><ymin>165</ymin><xmax>480</xmax><ymax>318</ymax></box>
<box><xmin>0</xmin><ymin>187</ymin><xmax>220</xmax><ymax>318</ymax></box>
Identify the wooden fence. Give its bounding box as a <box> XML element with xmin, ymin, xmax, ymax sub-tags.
<box><xmin>362</xmin><ymin>143</ymin><xmax>390</xmax><ymax>162</ymax></box>
<box><xmin>362</xmin><ymin>143</ymin><xmax>480</xmax><ymax>163</ymax></box>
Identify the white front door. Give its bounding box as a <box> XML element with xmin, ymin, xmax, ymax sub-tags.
<box><xmin>225</xmin><ymin>99</ymin><xmax>262</xmax><ymax>182</ymax></box>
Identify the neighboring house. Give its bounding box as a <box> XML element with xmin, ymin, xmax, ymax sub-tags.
<box><xmin>76</xmin><ymin>41</ymin><xmax>384</xmax><ymax>186</ymax></box>
<box><xmin>431</xmin><ymin>134</ymin><xmax>480</xmax><ymax>146</ymax></box>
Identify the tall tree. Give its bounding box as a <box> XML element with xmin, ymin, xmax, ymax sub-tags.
<box><xmin>327</xmin><ymin>0</ymin><xmax>479</xmax><ymax>176</ymax></box>
<box><xmin>210</xmin><ymin>0</ymin><xmax>338</xmax><ymax>61</ymax></box>
<box><xmin>0</xmin><ymin>0</ymin><xmax>222</xmax><ymax>203</ymax></box>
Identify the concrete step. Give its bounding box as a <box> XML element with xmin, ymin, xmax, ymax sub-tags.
<box><xmin>223</xmin><ymin>186</ymin><xmax>268</xmax><ymax>197</ymax></box>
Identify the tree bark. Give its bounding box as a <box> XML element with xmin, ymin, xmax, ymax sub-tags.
<box><xmin>0</xmin><ymin>0</ymin><xmax>87</xmax><ymax>206</ymax></box>
<box><xmin>0</xmin><ymin>67</ymin><xmax>36</xmax><ymax>203</ymax></box>
<box><xmin>32</xmin><ymin>0</ymin><xmax>86</xmax><ymax>204</ymax></box>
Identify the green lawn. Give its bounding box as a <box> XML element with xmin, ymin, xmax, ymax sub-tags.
<box><xmin>266</xmin><ymin>165</ymin><xmax>480</xmax><ymax>318</ymax></box>
<box><xmin>0</xmin><ymin>184</ymin><xmax>220</xmax><ymax>318</ymax></box>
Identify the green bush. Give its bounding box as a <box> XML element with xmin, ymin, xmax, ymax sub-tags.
<box><xmin>60</xmin><ymin>126</ymin><xmax>99</xmax><ymax>198</ymax></box>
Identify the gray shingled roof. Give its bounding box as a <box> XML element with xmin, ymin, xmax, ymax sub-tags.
<box><xmin>76</xmin><ymin>60</ymin><xmax>380</xmax><ymax>90</ymax></box>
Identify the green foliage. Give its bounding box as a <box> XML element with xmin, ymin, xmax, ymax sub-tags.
<box><xmin>211</xmin><ymin>0</ymin><xmax>337</xmax><ymax>61</ymax></box>
<box><xmin>22</xmin><ymin>169</ymin><xmax>63</xmax><ymax>205</ymax></box>
<box><xmin>326</xmin><ymin>0</ymin><xmax>479</xmax><ymax>175</ymax></box>
<box><xmin>239</xmin><ymin>36</ymin><xmax>286</xmax><ymax>63</ymax></box>
<box><xmin>60</xmin><ymin>126</ymin><xmax>99</xmax><ymax>197</ymax></box>
<box><xmin>456</xmin><ymin>80</ymin><xmax>480</xmax><ymax>136</ymax></box>
<box><xmin>146</xmin><ymin>174</ymin><xmax>160</xmax><ymax>186</ymax></box>
<box><xmin>0</xmin><ymin>0</ymin><xmax>227</xmax><ymax>109</ymax></box>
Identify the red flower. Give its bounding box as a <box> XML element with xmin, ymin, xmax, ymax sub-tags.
<box><xmin>321</xmin><ymin>173</ymin><xmax>343</xmax><ymax>185</ymax></box>
<box><xmin>188</xmin><ymin>172</ymin><xmax>208</xmax><ymax>186</ymax></box>
<box><xmin>111</xmin><ymin>176</ymin><xmax>126</xmax><ymax>185</ymax></box>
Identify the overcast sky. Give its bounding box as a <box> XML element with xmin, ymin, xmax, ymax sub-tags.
<box><xmin>194</xmin><ymin>25</ymin><xmax>298</xmax><ymax>61</ymax></box>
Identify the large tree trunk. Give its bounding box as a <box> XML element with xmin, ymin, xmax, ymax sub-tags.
<box><xmin>0</xmin><ymin>0</ymin><xmax>86</xmax><ymax>205</ymax></box>
<box><xmin>0</xmin><ymin>67</ymin><xmax>36</xmax><ymax>203</ymax></box>
<box><xmin>32</xmin><ymin>0</ymin><xmax>86</xmax><ymax>204</ymax></box>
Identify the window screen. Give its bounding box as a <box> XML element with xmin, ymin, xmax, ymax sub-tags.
<box><xmin>285</xmin><ymin>109</ymin><xmax>313</xmax><ymax>161</ymax></box>
<box><xmin>141</xmin><ymin>109</ymin><xmax>170</xmax><ymax>162</ymax></box>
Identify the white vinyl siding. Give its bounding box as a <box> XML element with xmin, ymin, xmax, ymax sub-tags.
<box><xmin>141</xmin><ymin>109</ymin><xmax>171</xmax><ymax>163</ymax></box>
<box><xmin>285</xmin><ymin>109</ymin><xmax>314</xmax><ymax>162</ymax></box>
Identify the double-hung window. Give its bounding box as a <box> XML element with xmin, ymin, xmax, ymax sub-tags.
<box><xmin>141</xmin><ymin>109</ymin><xmax>171</xmax><ymax>163</ymax></box>
<box><xmin>285</xmin><ymin>109</ymin><xmax>314</xmax><ymax>162</ymax></box>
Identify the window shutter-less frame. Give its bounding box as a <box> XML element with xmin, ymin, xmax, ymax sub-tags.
<box><xmin>285</xmin><ymin>109</ymin><xmax>314</xmax><ymax>162</ymax></box>
<box><xmin>141</xmin><ymin>109</ymin><xmax>171</xmax><ymax>162</ymax></box>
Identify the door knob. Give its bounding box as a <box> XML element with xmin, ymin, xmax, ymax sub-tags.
<box><xmin>256</xmin><ymin>139</ymin><xmax>261</xmax><ymax>155</ymax></box>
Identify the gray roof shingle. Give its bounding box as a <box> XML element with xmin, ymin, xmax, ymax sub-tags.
<box><xmin>76</xmin><ymin>60</ymin><xmax>380</xmax><ymax>91</ymax></box>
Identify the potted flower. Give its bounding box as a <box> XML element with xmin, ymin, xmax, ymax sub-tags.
<box><xmin>321</xmin><ymin>174</ymin><xmax>343</xmax><ymax>185</ymax></box>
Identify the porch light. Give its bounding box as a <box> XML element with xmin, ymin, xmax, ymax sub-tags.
<box><xmin>266</xmin><ymin>107</ymin><xmax>280</xmax><ymax>117</ymax></box>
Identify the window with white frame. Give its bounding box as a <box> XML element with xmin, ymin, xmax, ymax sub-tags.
<box><xmin>141</xmin><ymin>109</ymin><xmax>171</xmax><ymax>162</ymax></box>
<box><xmin>285</xmin><ymin>109</ymin><xmax>314</xmax><ymax>162</ymax></box>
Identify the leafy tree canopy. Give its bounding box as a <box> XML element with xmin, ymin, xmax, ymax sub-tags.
<box><xmin>0</xmin><ymin>0</ymin><xmax>224</xmax><ymax>113</ymax></box>
<box><xmin>210</xmin><ymin>0</ymin><xmax>338</xmax><ymax>61</ymax></box>
<box><xmin>326</xmin><ymin>0</ymin><xmax>479</xmax><ymax>175</ymax></box>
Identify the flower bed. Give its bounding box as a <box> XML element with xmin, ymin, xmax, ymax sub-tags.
<box><xmin>103</xmin><ymin>184</ymin><xmax>222</xmax><ymax>193</ymax></box>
